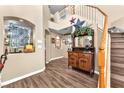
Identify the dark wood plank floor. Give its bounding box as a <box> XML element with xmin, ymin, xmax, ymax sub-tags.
<box><xmin>111</xmin><ymin>33</ymin><xmax>124</xmax><ymax>88</ymax></box>
<box><xmin>3</xmin><ymin>58</ymin><xmax>98</xmax><ymax>88</ymax></box>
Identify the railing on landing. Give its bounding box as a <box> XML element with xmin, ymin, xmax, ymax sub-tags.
<box><xmin>59</xmin><ymin>5</ymin><xmax>108</xmax><ymax>88</ymax></box>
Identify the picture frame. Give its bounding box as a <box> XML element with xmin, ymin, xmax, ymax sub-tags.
<box><xmin>51</xmin><ymin>38</ymin><xmax>55</xmax><ymax>43</ymax></box>
<box><xmin>55</xmin><ymin>37</ymin><xmax>61</xmax><ymax>49</ymax></box>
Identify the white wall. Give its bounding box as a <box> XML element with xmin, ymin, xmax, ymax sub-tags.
<box><xmin>0</xmin><ymin>6</ymin><xmax>45</xmax><ymax>82</ymax></box>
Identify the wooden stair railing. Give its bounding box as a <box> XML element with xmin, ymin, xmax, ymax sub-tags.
<box><xmin>75</xmin><ymin>5</ymin><xmax>108</xmax><ymax>88</ymax></box>
<box><xmin>98</xmin><ymin>15</ymin><xmax>108</xmax><ymax>88</ymax></box>
<box><xmin>58</xmin><ymin>5</ymin><xmax>108</xmax><ymax>88</ymax></box>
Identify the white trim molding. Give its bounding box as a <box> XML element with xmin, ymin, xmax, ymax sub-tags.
<box><xmin>1</xmin><ymin>67</ymin><xmax>45</xmax><ymax>86</ymax></box>
<box><xmin>49</xmin><ymin>56</ymin><xmax>64</xmax><ymax>61</ymax></box>
<box><xmin>95</xmin><ymin>70</ymin><xmax>99</xmax><ymax>75</ymax></box>
<box><xmin>46</xmin><ymin>56</ymin><xmax>64</xmax><ymax>64</ymax></box>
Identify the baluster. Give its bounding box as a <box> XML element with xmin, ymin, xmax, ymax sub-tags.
<box><xmin>87</xmin><ymin>6</ymin><xmax>89</xmax><ymax>20</ymax></box>
<box><xmin>89</xmin><ymin>6</ymin><xmax>91</xmax><ymax>24</ymax></box>
<box><xmin>85</xmin><ymin>5</ymin><xmax>87</xmax><ymax>18</ymax></box>
<box><xmin>77</xmin><ymin>5</ymin><xmax>79</xmax><ymax>15</ymax></box>
<box><xmin>93</xmin><ymin>8</ymin><xmax>96</xmax><ymax>24</ymax></box>
<box><xmin>89</xmin><ymin>6</ymin><xmax>91</xmax><ymax>21</ymax></box>
<box><xmin>88</xmin><ymin>6</ymin><xmax>90</xmax><ymax>21</ymax></box>
<box><xmin>95</xmin><ymin>8</ymin><xmax>97</xmax><ymax>25</ymax></box>
<box><xmin>92</xmin><ymin>6</ymin><xmax>94</xmax><ymax>24</ymax></box>
<box><xmin>86</xmin><ymin>6</ymin><xmax>88</xmax><ymax>19</ymax></box>
<box><xmin>82</xmin><ymin>5</ymin><xmax>84</xmax><ymax>17</ymax></box>
<box><xmin>102</xmin><ymin>15</ymin><xmax>105</xmax><ymax>29</ymax></box>
<box><xmin>96</xmin><ymin>9</ymin><xmax>98</xmax><ymax>26</ymax></box>
<box><xmin>100</xmin><ymin>13</ymin><xmax>103</xmax><ymax>29</ymax></box>
<box><xmin>79</xmin><ymin>5</ymin><xmax>81</xmax><ymax>16</ymax></box>
<box><xmin>80</xmin><ymin>5</ymin><xmax>82</xmax><ymax>17</ymax></box>
<box><xmin>75</xmin><ymin>5</ymin><xmax>78</xmax><ymax>15</ymax></box>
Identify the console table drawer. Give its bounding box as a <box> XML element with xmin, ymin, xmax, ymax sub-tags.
<box><xmin>78</xmin><ymin>53</ymin><xmax>90</xmax><ymax>58</ymax></box>
<box><xmin>79</xmin><ymin>58</ymin><xmax>91</xmax><ymax>71</ymax></box>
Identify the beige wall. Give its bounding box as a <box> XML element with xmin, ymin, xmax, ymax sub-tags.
<box><xmin>43</xmin><ymin>5</ymin><xmax>51</xmax><ymax>63</ymax></box>
<box><xmin>45</xmin><ymin>32</ymin><xmax>51</xmax><ymax>62</ymax></box>
<box><xmin>50</xmin><ymin>33</ymin><xmax>68</xmax><ymax>59</ymax></box>
<box><xmin>46</xmin><ymin>27</ymin><xmax>101</xmax><ymax>72</ymax></box>
<box><xmin>46</xmin><ymin>32</ymin><xmax>68</xmax><ymax>63</ymax></box>
<box><xmin>43</xmin><ymin>5</ymin><xmax>50</xmax><ymax>30</ymax></box>
<box><xmin>111</xmin><ymin>17</ymin><xmax>124</xmax><ymax>29</ymax></box>
<box><xmin>0</xmin><ymin>6</ymin><xmax>45</xmax><ymax>82</ymax></box>
<box><xmin>43</xmin><ymin>5</ymin><xmax>68</xmax><ymax>63</ymax></box>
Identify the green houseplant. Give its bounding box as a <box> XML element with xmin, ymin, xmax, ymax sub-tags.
<box><xmin>74</xmin><ymin>25</ymin><xmax>94</xmax><ymax>37</ymax></box>
<box><xmin>73</xmin><ymin>25</ymin><xmax>94</xmax><ymax>47</ymax></box>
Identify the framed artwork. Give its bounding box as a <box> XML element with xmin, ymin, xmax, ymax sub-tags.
<box><xmin>62</xmin><ymin>39</ymin><xmax>66</xmax><ymax>43</ymax></box>
<box><xmin>51</xmin><ymin>38</ymin><xmax>55</xmax><ymax>43</ymax></box>
<box><xmin>4</xmin><ymin>16</ymin><xmax>35</xmax><ymax>54</ymax></box>
<box><xmin>55</xmin><ymin>36</ymin><xmax>61</xmax><ymax>49</ymax></box>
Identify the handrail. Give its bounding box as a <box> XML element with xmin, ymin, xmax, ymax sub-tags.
<box><xmin>73</xmin><ymin>5</ymin><xmax>108</xmax><ymax>88</ymax></box>
<box><xmin>98</xmin><ymin>15</ymin><xmax>108</xmax><ymax>88</ymax></box>
<box><xmin>86</xmin><ymin>5</ymin><xmax>107</xmax><ymax>16</ymax></box>
<box><xmin>86</xmin><ymin>5</ymin><xmax>108</xmax><ymax>88</ymax></box>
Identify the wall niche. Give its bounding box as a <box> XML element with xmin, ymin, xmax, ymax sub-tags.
<box><xmin>4</xmin><ymin>16</ymin><xmax>35</xmax><ymax>54</ymax></box>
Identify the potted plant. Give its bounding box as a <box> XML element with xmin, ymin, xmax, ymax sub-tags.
<box><xmin>74</xmin><ymin>25</ymin><xmax>94</xmax><ymax>37</ymax></box>
<box><xmin>73</xmin><ymin>25</ymin><xmax>94</xmax><ymax>47</ymax></box>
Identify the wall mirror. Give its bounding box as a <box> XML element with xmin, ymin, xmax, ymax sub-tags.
<box><xmin>75</xmin><ymin>36</ymin><xmax>93</xmax><ymax>47</ymax></box>
<box><xmin>4</xmin><ymin>16</ymin><xmax>35</xmax><ymax>54</ymax></box>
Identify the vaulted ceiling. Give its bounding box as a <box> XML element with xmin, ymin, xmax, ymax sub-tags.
<box><xmin>49</xmin><ymin>5</ymin><xmax>124</xmax><ymax>24</ymax></box>
<box><xmin>96</xmin><ymin>5</ymin><xmax>124</xmax><ymax>25</ymax></box>
<box><xmin>48</xmin><ymin>5</ymin><xmax>66</xmax><ymax>14</ymax></box>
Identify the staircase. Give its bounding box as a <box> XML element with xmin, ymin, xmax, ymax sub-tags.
<box><xmin>111</xmin><ymin>33</ymin><xmax>124</xmax><ymax>88</ymax></box>
<box><xmin>49</xmin><ymin>5</ymin><xmax>109</xmax><ymax>88</ymax></box>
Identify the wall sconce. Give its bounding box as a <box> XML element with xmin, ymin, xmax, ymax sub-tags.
<box><xmin>55</xmin><ymin>35</ymin><xmax>61</xmax><ymax>49</ymax></box>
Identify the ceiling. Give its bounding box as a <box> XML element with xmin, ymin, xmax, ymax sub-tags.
<box><xmin>49</xmin><ymin>5</ymin><xmax>124</xmax><ymax>24</ymax></box>
<box><xmin>48</xmin><ymin>5</ymin><xmax>66</xmax><ymax>14</ymax></box>
<box><xmin>49</xmin><ymin>26</ymin><xmax>72</xmax><ymax>35</ymax></box>
<box><xmin>96</xmin><ymin>5</ymin><xmax>124</xmax><ymax>25</ymax></box>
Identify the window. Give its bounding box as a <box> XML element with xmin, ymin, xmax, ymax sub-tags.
<box><xmin>4</xmin><ymin>16</ymin><xmax>35</xmax><ymax>54</ymax></box>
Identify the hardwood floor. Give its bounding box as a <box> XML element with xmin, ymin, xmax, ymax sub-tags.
<box><xmin>111</xmin><ymin>33</ymin><xmax>124</xmax><ymax>88</ymax></box>
<box><xmin>3</xmin><ymin>58</ymin><xmax>98</xmax><ymax>88</ymax></box>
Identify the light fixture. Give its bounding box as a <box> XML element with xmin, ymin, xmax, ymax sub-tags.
<box><xmin>19</xmin><ymin>19</ymin><xmax>23</xmax><ymax>22</ymax></box>
<box><xmin>56</xmin><ymin>35</ymin><xmax>60</xmax><ymax>40</ymax></box>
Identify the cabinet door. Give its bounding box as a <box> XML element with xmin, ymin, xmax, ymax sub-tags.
<box><xmin>79</xmin><ymin>53</ymin><xmax>92</xmax><ymax>71</ymax></box>
<box><xmin>68</xmin><ymin>52</ymin><xmax>78</xmax><ymax>67</ymax></box>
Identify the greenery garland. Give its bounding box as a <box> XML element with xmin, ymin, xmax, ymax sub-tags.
<box><xmin>74</xmin><ymin>25</ymin><xmax>94</xmax><ymax>37</ymax></box>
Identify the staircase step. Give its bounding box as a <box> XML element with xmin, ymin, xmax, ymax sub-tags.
<box><xmin>111</xmin><ymin>67</ymin><xmax>124</xmax><ymax>76</ymax></box>
<box><xmin>111</xmin><ymin>49</ymin><xmax>124</xmax><ymax>55</ymax></box>
<box><xmin>111</xmin><ymin>33</ymin><xmax>124</xmax><ymax>88</ymax></box>
<box><xmin>111</xmin><ymin>63</ymin><xmax>124</xmax><ymax>76</ymax></box>
<box><xmin>111</xmin><ymin>63</ymin><xmax>124</xmax><ymax>68</ymax></box>
<box><xmin>111</xmin><ymin>42</ymin><xmax>124</xmax><ymax>48</ymax></box>
<box><xmin>111</xmin><ymin>54</ymin><xmax>124</xmax><ymax>58</ymax></box>
<box><xmin>111</xmin><ymin>33</ymin><xmax>124</xmax><ymax>38</ymax></box>
<box><xmin>111</xmin><ymin>78</ymin><xmax>124</xmax><ymax>88</ymax></box>
<box><xmin>111</xmin><ymin>37</ymin><xmax>124</xmax><ymax>43</ymax></box>
<box><xmin>111</xmin><ymin>57</ymin><xmax>124</xmax><ymax>64</ymax></box>
<box><xmin>111</xmin><ymin>73</ymin><xmax>124</xmax><ymax>82</ymax></box>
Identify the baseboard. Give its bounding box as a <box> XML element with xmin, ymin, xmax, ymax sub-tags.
<box><xmin>49</xmin><ymin>56</ymin><xmax>64</xmax><ymax>62</ymax></box>
<box><xmin>95</xmin><ymin>70</ymin><xmax>99</xmax><ymax>75</ymax></box>
<box><xmin>1</xmin><ymin>67</ymin><xmax>45</xmax><ymax>86</ymax></box>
